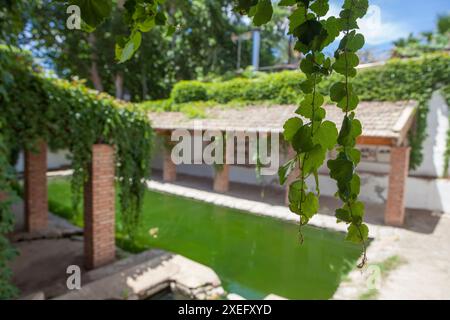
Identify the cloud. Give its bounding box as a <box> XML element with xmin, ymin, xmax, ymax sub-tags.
<box><xmin>328</xmin><ymin>4</ymin><xmax>410</xmax><ymax>45</ymax></box>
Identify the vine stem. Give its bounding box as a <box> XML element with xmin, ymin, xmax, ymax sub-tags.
<box><xmin>347</xmin><ymin>200</ymin><xmax>368</xmax><ymax>268</ymax></box>
<box><xmin>342</xmin><ymin>18</ymin><xmax>367</xmax><ymax>268</ymax></box>
<box><xmin>298</xmin><ymin>153</ymin><xmax>308</xmax><ymax>244</ymax></box>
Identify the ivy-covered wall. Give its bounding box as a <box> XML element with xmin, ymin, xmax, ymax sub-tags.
<box><xmin>0</xmin><ymin>47</ymin><xmax>154</xmax><ymax>298</ymax></box>
<box><xmin>141</xmin><ymin>53</ymin><xmax>450</xmax><ymax>171</ymax></box>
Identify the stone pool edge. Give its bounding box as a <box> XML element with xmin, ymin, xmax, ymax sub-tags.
<box><xmin>145</xmin><ymin>180</ymin><xmax>398</xmax><ymax>240</ymax></box>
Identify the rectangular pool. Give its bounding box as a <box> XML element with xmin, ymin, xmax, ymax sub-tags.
<box><xmin>48</xmin><ymin>177</ymin><xmax>362</xmax><ymax>300</ymax></box>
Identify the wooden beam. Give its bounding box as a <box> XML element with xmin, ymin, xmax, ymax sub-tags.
<box><xmin>356</xmin><ymin>136</ymin><xmax>396</xmax><ymax>146</ymax></box>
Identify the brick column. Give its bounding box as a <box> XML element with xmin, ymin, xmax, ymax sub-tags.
<box><xmin>285</xmin><ymin>145</ymin><xmax>299</xmax><ymax>205</ymax></box>
<box><xmin>84</xmin><ymin>144</ymin><xmax>116</xmax><ymax>270</ymax></box>
<box><xmin>163</xmin><ymin>143</ymin><xmax>177</xmax><ymax>182</ymax></box>
<box><xmin>213</xmin><ymin>165</ymin><xmax>229</xmax><ymax>193</ymax></box>
<box><xmin>25</xmin><ymin>141</ymin><xmax>48</xmax><ymax>232</ymax></box>
<box><xmin>385</xmin><ymin>146</ymin><xmax>410</xmax><ymax>226</ymax></box>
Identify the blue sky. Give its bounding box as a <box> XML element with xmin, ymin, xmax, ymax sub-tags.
<box><xmin>329</xmin><ymin>0</ymin><xmax>449</xmax><ymax>46</ymax></box>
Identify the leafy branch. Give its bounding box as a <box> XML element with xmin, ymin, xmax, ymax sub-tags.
<box><xmin>241</xmin><ymin>0</ymin><xmax>370</xmax><ymax>266</ymax></box>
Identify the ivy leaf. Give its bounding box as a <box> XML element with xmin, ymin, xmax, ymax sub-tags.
<box><xmin>327</xmin><ymin>155</ymin><xmax>354</xmax><ymax>185</ymax></box>
<box><xmin>330</xmin><ymin>82</ymin><xmax>347</xmax><ymax>102</ymax></box>
<box><xmin>336</xmin><ymin>208</ymin><xmax>352</xmax><ymax>223</ymax></box>
<box><xmin>310</xmin><ymin>0</ymin><xmax>329</xmax><ymax>17</ymax></box>
<box><xmin>349</xmin><ymin>201</ymin><xmax>365</xmax><ymax>225</ymax></box>
<box><xmin>292</xmin><ymin>20</ymin><xmax>325</xmax><ymax>53</ymax></box>
<box><xmin>253</xmin><ymin>0</ymin><xmax>273</xmax><ymax>26</ymax></box>
<box><xmin>278</xmin><ymin>158</ymin><xmax>297</xmax><ymax>185</ymax></box>
<box><xmin>283</xmin><ymin>117</ymin><xmax>303</xmax><ymax>142</ymax></box>
<box><xmin>337</xmin><ymin>116</ymin><xmax>362</xmax><ymax>147</ymax></box>
<box><xmin>337</xmin><ymin>91</ymin><xmax>359</xmax><ymax>111</ymax></box>
<box><xmin>303</xmin><ymin>192</ymin><xmax>319</xmax><ymax>218</ymax></box>
<box><xmin>321</xmin><ymin>16</ymin><xmax>341</xmax><ymax>47</ymax></box>
<box><xmin>137</xmin><ymin>18</ymin><xmax>156</xmax><ymax>32</ymax></box>
<box><xmin>340</xmin><ymin>31</ymin><xmax>365</xmax><ymax>52</ymax></box>
<box><xmin>299</xmin><ymin>79</ymin><xmax>314</xmax><ymax>93</ymax></box>
<box><xmin>303</xmin><ymin>145</ymin><xmax>326</xmax><ymax>174</ymax></box>
<box><xmin>332</xmin><ymin>52</ymin><xmax>359</xmax><ymax>77</ymax></box>
<box><xmin>296</xmin><ymin>92</ymin><xmax>325</xmax><ymax>119</ymax></box>
<box><xmin>339</xmin><ymin>9</ymin><xmax>359</xmax><ymax>30</ymax></box>
<box><xmin>312</xmin><ymin>121</ymin><xmax>338</xmax><ymax>150</ymax></box>
<box><xmin>343</xmin><ymin>0</ymin><xmax>369</xmax><ymax>19</ymax></box>
<box><xmin>348</xmin><ymin>148</ymin><xmax>361</xmax><ymax>165</ymax></box>
<box><xmin>346</xmin><ymin>223</ymin><xmax>369</xmax><ymax>244</ymax></box>
<box><xmin>292</xmin><ymin>125</ymin><xmax>315</xmax><ymax>153</ymax></box>
<box><xmin>70</xmin><ymin>0</ymin><xmax>113</xmax><ymax>29</ymax></box>
<box><xmin>288</xmin><ymin>6</ymin><xmax>307</xmax><ymax>33</ymax></box>
<box><xmin>288</xmin><ymin>180</ymin><xmax>304</xmax><ymax>204</ymax></box>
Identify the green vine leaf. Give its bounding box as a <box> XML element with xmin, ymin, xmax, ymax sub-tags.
<box><xmin>292</xmin><ymin>125</ymin><xmax>314</xmax><ymax>153</ymax></box>
<box><xmin>346</xmin><ymin>223</ymin><xmax>369</xmax><ymax>244</ymax></box>
<box><xmin>303</xmin><ymin>192</ymin><xmax>319</xmax><ymax>218</ymax></box>
<box><xmin>252</xmin><ymin>0</ymin><xmax>273</xmax><ymax>26</ymax></box>
<box><xmin>333</xmin><ymin>52</ymin><xmax>359</xmax><ymax>77</ymax></box>
<box><xmin>312</xmin><ymin>121</ymin><xmax>338</xmax><ymax>150</ymax></box>
<box><xmin>327</xmin><ymin>155</ymin><xmax>354</xmax><ymax>186</ymax></box>
<box><xmin>303</xmin><ymin>145</ymin><xmax>326</xmax><ymax>173</ymax></box>
<box><xmin>233</xmin><ymin>0</ymin><xmax>369</xmax><ymax>267</ymax></box>
<box><xmin>310</xmin><ymin>0</ymin><xmax>329</xmax><ymax>17</ymax></box>
<box><xmin>296</xmin><ymin>92</ymin><xmax>325</xmax><ymax>119</ymax></box>
<box><xmin>283</xmin><ymin>117</ymin><xmax>303</xmax><ymax>142</ymax></box>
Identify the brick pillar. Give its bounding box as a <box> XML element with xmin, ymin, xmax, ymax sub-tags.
<box><xmin>285</xmin><ymin>146</ymin><xmax>299</xmax><ymax>205</ymax></box>
<box><xmin>25</xmin><ymin>141</ymin><xmax>48</xmax><ymax>232</ymax></box>
<box><xmin>213</xmin><ymin>164</ymin><xmax>229</xmax><ymax>193</ymax></box>
<box><xmin>163</xmin><ymin>143</ymin><xmax>177</xmax><ymax>182</ymax></box>
<box><xmin>385</xmin><ymin>146</ymin><xmax>410</xmax><ymax>226</ymax></box>
<box><xmin>84</xmin><ymin>144</ymin><xmax>116</xmax><ymax>270</ymax></box>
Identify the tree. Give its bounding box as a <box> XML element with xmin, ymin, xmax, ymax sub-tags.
<box><xmin>393</xmin><ymin>14</ymin><xmax>450</xmax><ymax>58</ymax></box>
<box><xmin>20</xmin><ymin>0</ymin><xmax>288</xmax><ymax>101</ymax></box>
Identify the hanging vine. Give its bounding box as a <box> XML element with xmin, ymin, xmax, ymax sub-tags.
<box><xmin>236</xmin><ymin>0</ymin><xmax>369</xmax><ymax>266</ymax></box>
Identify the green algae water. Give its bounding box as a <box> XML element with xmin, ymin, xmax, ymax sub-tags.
<box><xmin>48</xmin><ymin>178</ymin><xmax>361</xmax><ymax>300</ymax></box>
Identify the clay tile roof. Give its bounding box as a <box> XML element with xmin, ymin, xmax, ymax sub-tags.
<box><xmin>148</xmin><ymin>101</ymin><xmax>417</xmax><ymax>146</ymax></box>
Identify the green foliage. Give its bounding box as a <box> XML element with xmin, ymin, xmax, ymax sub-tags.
<box><xmin>172</xmin><ymin>81</ymin><xmax>208</xmax><ymax>104</ymax></box>
<box><xmin>237</xmin><ymin>0</ymin><xmax>369</xmax><ymax>265</ymax></box>
<box><xmin>393</xmin><ymin>14</ymin><xmax>450</xmax><ymax>59</ymax></box>
<box><xmin>0</xmin><ymin>47</ymin><xmax>154</xmax><ymax>240</ymax></box>
<box><xmin>66</xmin><ymin>0</ymin><xmax>169</xmax><ymax>63</ymax></box>
<box><xmin>23</xmin><ymin>0</ymin><xmax>288</xmax><ymax>102</ymax></box>
<box><xmin>0</xmin><ymin>119</ymin><xmax>19</xmax><ymax>299</ymax></box>
<box><xmin>0</xmin><ymin>0</ymin><xmax>27</xmax><ymax>46</ymax></box>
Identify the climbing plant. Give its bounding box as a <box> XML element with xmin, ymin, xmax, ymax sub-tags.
<box><xmin>0</xmin><ymin>47</ymin><xmax>154</xmax><ymax>240</ymax></box>
<box><xmin>236</xmin><ymin>0</ymin><xmax>369</xmax><ymax>266</ymax></box>
<box><xmin>0</xmin><ymin>119</ymin><xmax>19</xmax><ymax>300</ymax></box>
